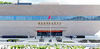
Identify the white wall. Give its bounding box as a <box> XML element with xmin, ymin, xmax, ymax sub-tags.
<box><xmin>0</xmin><ymin>21</ymin><xmax>99</xmax><ymax>36</ymax></box>
<box><xmin>0</xmin><ymin>5</ymin><xmax>100</xmax><ymax>36</ymax></box>
<box><xmin>0</xmin><ymin>5</ymin><xmax>100</xmax><ymax>16</ymax></box>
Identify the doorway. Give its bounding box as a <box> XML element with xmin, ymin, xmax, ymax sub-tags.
<box><xmin>37</xmin><ymin>30</ymin><xmax>62</xmax><ymax>36</ymax></box>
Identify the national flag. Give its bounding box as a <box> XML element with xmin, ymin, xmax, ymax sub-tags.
<box><xmin>48</xmin><ymin>16</ymin><xmax>51</xmax><ymax>19</ymax></box>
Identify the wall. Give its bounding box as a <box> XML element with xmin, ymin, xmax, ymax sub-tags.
<box><xmin>0</xmin><ymin>5</ymin><xmax>100</xmax><ymax>36</ymax></box>
<box><xmin>0</xmin><ymin>5</ymin><xmax>100</xmax><ymax>16</ymax></box>
<box><xmin>0</xmin><ymin>21</ymin><xmax>99</xmax><ymax>36</ymax></box>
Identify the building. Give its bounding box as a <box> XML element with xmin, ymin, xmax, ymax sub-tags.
<box><xmin>0</xmin><ymin>5</ymin><xmax>100</xmax><ymax>43</ymax></box>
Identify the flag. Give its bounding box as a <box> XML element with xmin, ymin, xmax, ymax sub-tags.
<box><xmin>48</xmin><ymin>16</ymin><xmax>51</xmax><ymax>19</ymax></box>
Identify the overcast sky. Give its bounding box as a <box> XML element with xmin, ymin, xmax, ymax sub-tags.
<box><xmin>1</xmin><ymin>0</ymin><xmax>100</xmax><ymax>5</ymax></box>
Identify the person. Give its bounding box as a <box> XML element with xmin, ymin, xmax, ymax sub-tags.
<box><xmin>35</xmin><ymin>37</ymin><xmax>36</xmax><ymax>39</ymax></box>
<box><xmin>70</xmin><ymin>36</ymin><xmax>73</xmax><ymax>40</ymax></box>
<box><xmin>49</xmin><ymin>39</ymin><xmax>52</xmax><ymax>42</ymax></box>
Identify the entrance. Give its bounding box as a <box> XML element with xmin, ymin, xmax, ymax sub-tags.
<box><xmin>37</xmin><ymin>30</ymin><xmax>62</xmax><ymax>36</ymax></box>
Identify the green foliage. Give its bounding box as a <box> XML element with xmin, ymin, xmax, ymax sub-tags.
<box><xmin>10</xmin><ymin>45</ymin><xmax>25</xmax><ymax>49</ymax></box>
<box><xmin>10</xmin><ymin>45</ymin><xmax>87</xmax><ymax>49</ymax></box>
<box><xmin>7</xmin><ymin>39</ymin><xmax>19</xmax><ymax>42</ymax></box>
<box><xmin>30</xmin><ymin>45</ymin><xmax>37</xmax><ymax>49</ymax></box>
<box><xmin>48</xmin><ymin>46</ymin><xmax>51</xmax><ymax>49</ymax></box>
<box><xmin>37</xmin><ymin>46</ymin><xmax>47</xmax><ymax>49</ymax></box>
<box><xmin>0</xmin><ymin>1</ymin><xmax>12</xmax><ymax>4</ymax></box>
<box><xmin>0</xmin><ymin>1</ymin><xmax>4</xmax><ymax>4</ymax></box>
<box><xmin>63</xmin><ymin>41</ymin><xmax>74</xmax><ymax>43</ymax></box>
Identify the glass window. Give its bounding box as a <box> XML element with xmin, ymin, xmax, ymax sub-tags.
<box><xmin>0</xmin><ymin>16</ymin><xmax>99</xmax><ymax>21</ymax></box>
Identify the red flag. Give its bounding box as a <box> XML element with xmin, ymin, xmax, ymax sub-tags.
<box><xmin>48</xmin><ymin>16</ymin><xmax>51</xmax><ymax>19</ymax></box>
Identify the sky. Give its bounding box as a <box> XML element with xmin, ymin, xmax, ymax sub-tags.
<box><xmin>1</xmin><ymin>0</ymin><xmax>100</xmax><ymax>5</ymax></box>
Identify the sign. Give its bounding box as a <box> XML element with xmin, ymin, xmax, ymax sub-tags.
<box><xmin>38</xmin><ymin>22</ymin><xmax>61</xmax><ymax>25</ymax></box>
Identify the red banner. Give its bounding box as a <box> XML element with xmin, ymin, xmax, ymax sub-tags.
<box><xmin>37</xmin><ymin>30</ymin><xmax>62</xmax><ymax>32</ymax></box>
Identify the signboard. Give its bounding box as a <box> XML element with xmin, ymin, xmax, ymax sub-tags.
<box><xmin>38</xmin><ymin>22</ymin><xmax>61</xmax><ymax>25</ymax></box>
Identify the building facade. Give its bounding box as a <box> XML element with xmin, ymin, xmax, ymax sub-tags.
<box><xmin>0</xmin><ymin>5</ymin><xmax>100</xmax><ymax>42</ymax></box>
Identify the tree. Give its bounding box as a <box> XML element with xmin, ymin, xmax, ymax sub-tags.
<box><xmin>0</xmin><ymin>1</ymin><xmax>4</xmax><ymax>4</ymax></box>
<box><xmin>0</xmin><ymin>1</ymin><xmax>12</xmax><ymax>4</ymax></box>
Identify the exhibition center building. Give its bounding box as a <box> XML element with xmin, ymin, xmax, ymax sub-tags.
<box><xmin>0</xmin><ymin>5</ymin><xmax>100</xmax><ymax>43</ymax></box>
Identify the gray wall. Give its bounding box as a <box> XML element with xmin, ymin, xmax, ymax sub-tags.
<box><xmin>0</xmin><ymin>5</ymin><xmax>100</xmax><ymax>16</ymax></box>
<box><xmin>0</xmin><ymin>5</ymin><xmax>100</xmax><ymax>36</ymax></box>
<box><xmin>0</xmin><ymin>21</ymin><xmax>99</xmax><ymax>36</ymax></box>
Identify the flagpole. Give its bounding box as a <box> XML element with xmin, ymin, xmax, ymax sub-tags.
<box><xmin>48</xmin><ymin>16</ymin><xmax>52</xmax><ymax>39</ymax></box>
<box><xmin>50</xmin><ymin>18</ymin><xmax>51</xmax><ymax>37</ymax></box>
<box><xmin>50</xmin><ymin>16</ymin><xmax>51</xmax><ymax>38</ymax></box>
